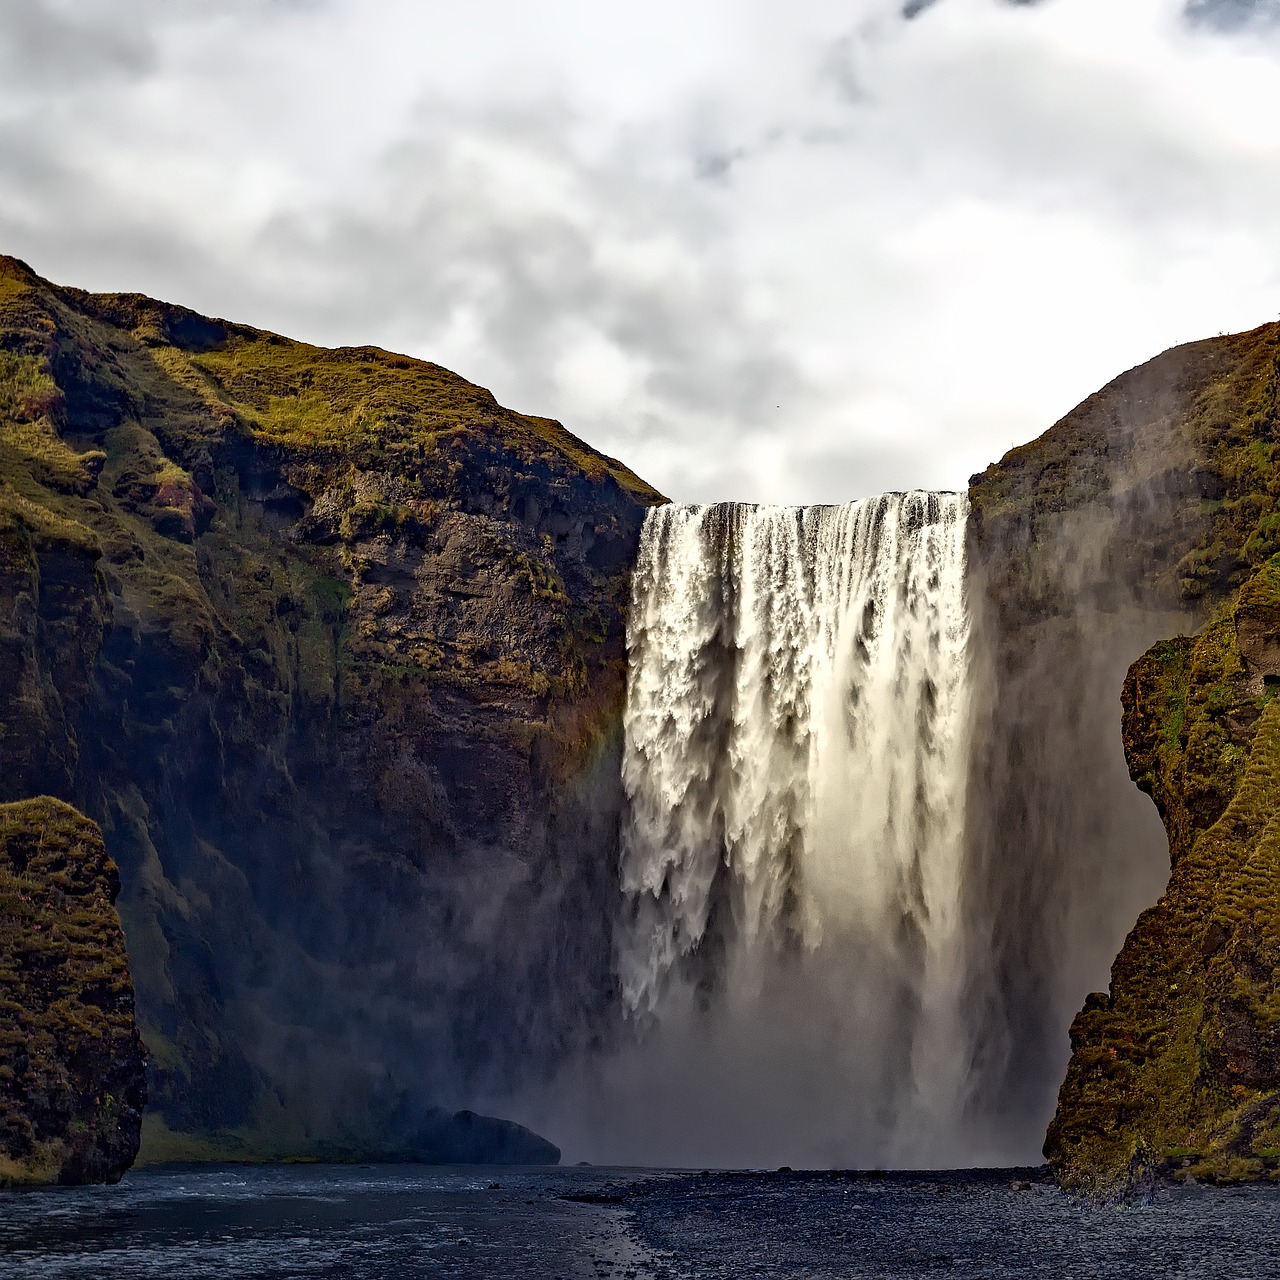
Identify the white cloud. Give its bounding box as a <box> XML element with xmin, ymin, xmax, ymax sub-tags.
<box><xmin>0</xmin><ymin>0</ymin><xmax>1278</xmax><ymax>502</ymax></box>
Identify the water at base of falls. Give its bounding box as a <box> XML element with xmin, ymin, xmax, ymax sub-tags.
<box><xmin>612</xmin><ymin>492</ymin><xmax>976</xmax><ymax>1168</ymax></box>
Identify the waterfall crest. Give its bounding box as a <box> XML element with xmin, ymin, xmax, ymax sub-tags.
<box><xmin>616</xmin><ymin>492</ymin><xmax>975</xmax><ymax>1165</ymax></box>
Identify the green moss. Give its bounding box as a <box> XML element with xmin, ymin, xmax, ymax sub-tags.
<box><xmin>0</xmin><ymin>350</ymin><xmax>61</xmax><ymax>422</ymax></box>
<box><xmin>513</xmin><ymin>550</ymin><xmax>568</xmax><ymax>604</ymax></box>
<box><xmin>337</xmin><ymin>497</ymin><xmax>414</xmax><ymax>540</ymax></box>
<box><xmin>181</xmin><ymin>333</ymin><xmax>663</xmax><ymax>502</ymax></box>
<box><xmin>0</xmin><ymin>481</ymin><xmax>100</xmax><ymax>557</ymax></box>
<box><xmin>1177</xmin><ymin>329</ymin><xmax>1280</xmax><ymax>597</ymax></box>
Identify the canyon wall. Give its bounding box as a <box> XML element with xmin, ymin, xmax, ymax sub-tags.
<box><xmin>0</xmin><ymin>255</ymin><xmax>661</xmax><ymax>1166</ymax></box>
<box><xmin>967</xmin><ymin>319</ymin><xmax>1280</xmax><ymax>1185</ymax></box>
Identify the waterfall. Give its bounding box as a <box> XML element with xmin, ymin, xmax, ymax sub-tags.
<box><xmin>615</xmin><ymin>492</ymin><xmax>975</xmax><ymax>1166</ymax></box>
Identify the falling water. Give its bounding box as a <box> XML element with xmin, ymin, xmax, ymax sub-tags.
<box><xmin>615</xmin><ymin>492</ymin><xmax>975</xmax><ymax>1166</ymax></box>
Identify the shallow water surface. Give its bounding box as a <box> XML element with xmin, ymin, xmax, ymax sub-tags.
<box><xmin>1</xmin><ymin>1164</ymin><xmax>1278</xmax><ymax>1278</ymax></box>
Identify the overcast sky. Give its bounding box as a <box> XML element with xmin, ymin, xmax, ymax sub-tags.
<box><xmin>1</xmin><ymin>0</ymin><xmax>1278</xmax><ymax>502</ymax></box>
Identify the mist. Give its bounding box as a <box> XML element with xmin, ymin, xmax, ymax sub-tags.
<box><xmin>493</xmin><ymin>343</ymin><xmax>1224</xmax><ymax>1170</ymax></box>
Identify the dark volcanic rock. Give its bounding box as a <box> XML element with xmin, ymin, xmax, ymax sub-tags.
<box><xmin>393</xmin><ymin>1109</ymin><xmax>560</xmax><ymax>1165</ymax></box>
<box><xmin>0</xmin><ymin>797</ymin><xmax>147</xmax><ymax>1186</ymax></box>
<box><xmin>0</xmin><ymin>254</ymin><xmax>661</xmax><ymax>1163</ymax></box>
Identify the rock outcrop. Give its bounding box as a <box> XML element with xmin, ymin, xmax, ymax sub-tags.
<box><xmin>389</xmin><ymin>1108</ymin><xmax>561</xmax><ymax>1165</ymax></box>
<box><xmin>963</xmin><ymin>328</ymin><xmax>1262</xmax><ymax>1150</ymax></box>
<box><xmin>1045</xmin><ymin>575</ymin><xmax>1280</xmax><ymax>1189</ymax></box>
<box><xmin>0</xmin><ymin>797</ymin><xmax>146</xmax><ymax>1186</ymax></box>
<box><xmin>0</xmin><ymin>254</ymin><xmax>661</xmax><ymax>1165</ymax></box>
<box><xmin>966</xmin><ymin>316</ymin><xmax>1280</xmax><ymax>1190</ymax></box>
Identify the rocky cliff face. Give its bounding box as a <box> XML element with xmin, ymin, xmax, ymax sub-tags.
<box><xmin>1045</xmin><ymin>578</ymin><xmax>1280</xmax><ymax>1189</ymax></box>
<box><xmin>964</xmin><ymin>331</ymin><xmax>1242</xmax><ymax>1151</ymax></box>
<box><xmin>1040</xmin><ymin>367</ymin><xmax>1280</xmax><ymax>1189</ymax></box>
<box><xmin>0</xmin><ymin>797</ymin><xmax>146</xmax><ymax>1186</ymax></box>
<box><xmin>0</xmin><ymin>255</ymin><xmax>662</xmax><ymax>1163</ymax></box>
<box><xmin>966</xmin><ymin>317</ymin><xmax>1280</xmax><ymax>1188</ymax></box>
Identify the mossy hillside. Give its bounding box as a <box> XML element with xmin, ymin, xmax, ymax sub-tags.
<box><xmin>1045</xmin><ymin>553</ymin><xmax>1280</xmax><ymax>1191</ymax></box>
<box><xmin>0</xmin><ymin>797</ymin><xmax>146</xmax><ymax>1187</ymax></box>
<box><xmin>185</xmin><ymin>330</ymin><xmax>659</xmax><ymax>499</ymax></box>
<box><xmin>63</xmin><ymin>276</ymin><xmax>660</xmax><ymax>502</ymax></box>
<box><xmin>0</xmin><ymin>254</ymin><xmax>661</xmax><ymax>1161</ymax></box>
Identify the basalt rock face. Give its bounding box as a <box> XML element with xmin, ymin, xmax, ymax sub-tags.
<box><xmin>0</xmin><ymin>797</ymin><xmax>147</xmax><ymax>1186</ymax></box>
<box><xmin>0</xmin><ymin>254</ymin><xmax>662</xmax><ymax>1164</ymax></box>
<box><xmin>967</xmin><ymin>321</ymin><xmax>1280</xmax><ymax>1169</ymax></box>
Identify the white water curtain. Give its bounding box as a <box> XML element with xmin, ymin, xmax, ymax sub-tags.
<box><xmin>617</xmin><ymin>492</ymin><xmax>974</xmax><ymax>1163</ymax></box>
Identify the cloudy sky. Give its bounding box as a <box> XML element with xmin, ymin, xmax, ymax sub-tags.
<box><xmin>1</xmin><ymin>0</ymin><xmax>1278</xmax><ymax>502</ymax></box>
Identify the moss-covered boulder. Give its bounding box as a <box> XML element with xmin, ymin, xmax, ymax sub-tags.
<box><xmin>0</xmin><ymin>797</ymin><xmax>146</xmax><ymax>1186</ymax></box>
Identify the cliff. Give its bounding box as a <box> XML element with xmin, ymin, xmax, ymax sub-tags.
<box><xmin>0</xmin><ymin>254</ymin><xmax>662</xmax><ymax>1165</ymax></box>
<box><xmin>967</xmin><ymin>317</ymin><xmax>1280</xmax><ymax>1172</ymax></box>
<box><xmin>1042</xmin><ymin>564</ymin><xmax>1280</xmax><ymax>1191</ymax></box>
<box><xmin>965</xmin><ymin>314</ymin><xmax>1280</xmax><ymax>1189</ymax></box>
<box><xmin>1044</xmin><ymin>575</ymin><xmax>1280</xmax><ymax>1189</ymax></box>
<box><xmin>0</xmin><ymin>797</ymin><xmax>147</xmax><ymax>1186</ymax></box>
